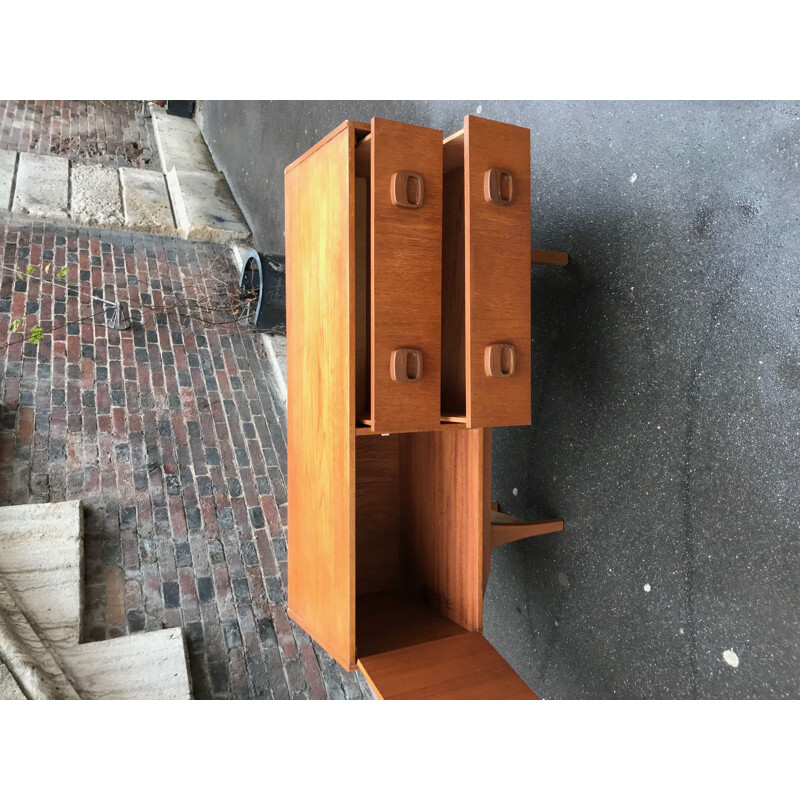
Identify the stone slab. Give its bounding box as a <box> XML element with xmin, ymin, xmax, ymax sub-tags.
<box><xmin>12</xmin><ymin>153</ymin><xmax>69</xmax><ymax>219</ymax></box>
<box><xmin>57</xmin><ymin>629</ymin><xmax>192</xmax><ymax>700</ymax></box>
<box><xmin>0</xmin><ymin>500</ymin><xmax>83</xmax><ymax>649</ymax></box>
<box><xmin>0</xmin><ymin>663</ymin><xmax>25</xmax><ymax>700</ymax></box>
<box><xmin>0</xmin><ymin>577</ymin><xmax>80</xmax><ymax>699</ymax></box>
<box><xmin>0</xmin><ymin>150</ymin><xmax>17</xmax><ymax>212</ymax></box>
<box><xmin>164</xmin><ymin>167</ymin><xmax>189</xmax><ymax>237</ymax></box>
<box><xmin>70</xmin><ymin>163</ymin><xmax>124</xmax><ymax>227</ymax></box>
<box><xmin>120</xmin><ymin>167</ymin><xmax>177</xmax><ymax>235</ymax></box>
<box><xmin>153</xmin><ymin>108</ymin><xmax>217</xmax><ymax>173</ymax></box>
<box><xmin>176</xmin><ymin>169</ymin><xmax>250</xmax><ymax>242</ymax></box>
<box><xmin>261</xmin><ymin>334</ymin><xmax>287</xmax><ymax>405</ymax></box>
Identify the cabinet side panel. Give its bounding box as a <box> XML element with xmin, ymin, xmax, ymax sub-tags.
<box><xmin>286</xmin><ymin>127</ymin><xmax>355</xmax><ymax>669</ymax></box>
<box><xmin>400</xmin><ymin>428</ymin><xmax>485</xmax><ymax>631</ymax></box>
<box><xmin>465</xmin><ymin>115</ymin><xmax>531</xmax><ymax>428</ymax></box>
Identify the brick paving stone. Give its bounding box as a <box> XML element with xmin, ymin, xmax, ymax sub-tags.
<box><xmin>0</xmin><ymin>101</ymin><xmax>157</xmax><ymax>169</ymax></box>
<box><xmin>0</xmin><ymin>219</ymin><xmax>367</xmax><ymax>699</ymax></box>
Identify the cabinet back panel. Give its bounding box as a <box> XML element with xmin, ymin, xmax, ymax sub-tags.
<box><xmin>400</xmin><ymin>427</ymin><xmax>486</xmax><ymax>631</ymax></box>
<box><xmin>355</xmin><ymin>435</ymin><xmax>403</xmax><ymax>596</ymax></box>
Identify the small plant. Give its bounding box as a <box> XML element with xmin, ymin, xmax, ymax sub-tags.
<box><xmin>5</xmin><ymin>262</ymin><xmax>73</xmax><ymax>345</ymax></box>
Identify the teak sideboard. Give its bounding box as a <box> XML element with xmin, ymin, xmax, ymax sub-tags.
<box><xmin>285</xmin><ymin>115</ymin><xmax>565</xmax><ymax>700</ymax></box>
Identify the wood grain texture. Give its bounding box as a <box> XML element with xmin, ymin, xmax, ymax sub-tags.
<box><xmin>400</xmin><ymin>427</ymin><xmax>486</xmax><ymax>631</ymax></box>
<box><xmin>483</xmin><ymin>429</ymin><xmax>493</xmax><ymax>595</ymax></box>
<box><xmin>285</xmin><ymin>122</ymin><xmax>356</xmax><ymax>670</ymax></box>
<box><xmin>531</xmin><ymin>248</ymin><xmax>568</xmax><ymax>266</ymax></box>
<box><xmin>465</xmin><ymin>115</ymin><xmax>531</xmax><ymax>428</ymax></box>
<box><xmin>358</xmin><ymin>631</ymin><xmax>539</xmax><ymax>700</ymax></box>
<box><xmin>356</xmin><ymin>589</ymin><xmax>465</xmax><ymax>659</ymax></box>
<box><xmin>491</xmin><ymin>512</ymin><xmax>564</xmax><ymax>547</ymax></box>
<box><xmin>371</xmin><ymin>118</ymin><xmax>443</xmax><ymax>433</ymax></box>
<box><xmin>285</xmin><ymin>120</ymin><xmax>370</xmax><ymax>175</ymax></box>
<box><xmin>355</xmin><ymin>435</ymin><xmax>402</xmax><ymax>596</ymax></box>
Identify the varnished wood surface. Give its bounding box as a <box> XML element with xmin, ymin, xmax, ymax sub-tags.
<box><xmin>531</xmin><ymin>248</ymin><xmax>568</xmax><ymax>266</ymax></box>
<box><xmin>400</xmin><ymin>427</ymin><xmax>486</xmax><ymax>631</ymax></box>
<box><xmin>371</xmin><ymin>118</ymin><xmax>443</xmax><ymax>433</ymax></box>
<box><xmin>464</xmin><ymin>115</ymin><xmax>531</xmax><ymax>428</ymax></box>
<box><xmin>285</xmin><ymin>119</ymin><xmax>370</xmax><ymax>175</ymax></box>
<box><xmin>355</xmin><ymin>435</ymin><xmax>402</xmax><ymax>596</ymax></box>
<box><xmin>442</xmin><ymin>128</ymin><xmax>464</xmax><ymax>172</ymax></box>
<box><xmin>491</xmin><ymin>511</ymin><xmax>564</xmax><ymax>547</ymax></box>
<box><xmin>356</xmin><ymin>589</ymin><xmax>465</xmax><ymax>659</ymax></box>
<box><xmin>285</xmin><ymin>122</ymin><xmax>356</xmax><ymax>670</ymax></box>
<box><xmin>358</xmin><ymin>631</ymin><xmax>539</xmax><ymax>700</ymax></box>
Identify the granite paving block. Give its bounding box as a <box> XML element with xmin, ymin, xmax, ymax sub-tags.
<box><xmin>12</xmin><ymin>153</ymin><xmax>69</xmax><ymax>219</ymax></box>
<box><xmin>0</xmin><ymin>663</ymin><xmax>25</xmax><ymax>699</ymax></box>
<box><xmin>57</xmin><ymin>628</ymin><xmax>191</xmax><ymax>700</ymax></box>
<box><xmin>0</xmin><ymin>500</ymin><xmax>83</xmax><ymax>649</ymax></box>
<box><xmin>176</xmin><ymin>169</ymin><xmax>250</xmax><ymax>242</ymax></box>
<box><xmin>0</xmin><ymin>577</ymin><xmax>80</xmax><ymax>699</ymax></box>
<box><xmin>0</xmin><ymin>150</ymin><xmax>16</xmax><ymax>212</ymax></box>
<box><xmin>154</xmin><ymin>109</ymin><xmax>216</xmax><ymax>173</ymax></box>
<box><xmin>120</xmin><ymin>168</ymin><xmax>176</xmax><ymax>235</ymax></box>
<box><xmin>70</xmin><ymin>163</ymin><xmax>124</xmax><ymax>227</ymax></box>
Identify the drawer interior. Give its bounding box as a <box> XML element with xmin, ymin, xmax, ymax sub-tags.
<box><xmin>355</xmin><ymin>133</ymin><xmax>372</xmax><ymax>427</ymax></box>
<box><xmin>354</xmin><ymin>427</ymin><xmax>485</xmax><ymax>658</ymax></box>
<box><xmin>441</xmin><ymin>130</ymin><xmax>466</xmax><ymax>421</ymax></box>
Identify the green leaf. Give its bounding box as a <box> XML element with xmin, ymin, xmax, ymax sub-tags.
<box><xmin>56</xmin><ymin>267</ymin><xmax>69</xmax><ymax>279</ymax></box>
<box><xmin>26</xmin><ymin>265</ymin><xmax>36</xmax><ymax>275</ymax></box>
<box><xmin>28</xmin><ymin>325</ymin><xmax>44</xmax><ymax>345</ymax></box>
<box><xmin>9</xmin><ymin>319</ymin><xmax>21</xmax><ymax>333</ymax></box>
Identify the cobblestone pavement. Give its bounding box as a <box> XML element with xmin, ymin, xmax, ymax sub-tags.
<box><xmin>0</xmin><ymin>219</ymin><xmax>371</xmax><ymax>699</ymax></box>
<box><xmin>0</xmin><ymin>100</ymin><xmax>157</xmax><ymax>169</ymax></box>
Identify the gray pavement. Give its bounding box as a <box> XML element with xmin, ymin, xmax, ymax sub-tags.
<box><xmin>203</xmin><ymin>100</ymin><xmax>800</xmax><ymax>699</ymax></box>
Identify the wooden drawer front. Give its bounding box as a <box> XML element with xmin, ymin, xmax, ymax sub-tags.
<box><xmin>465</xmin><ymin>116</ymin><xmax>531</xmax><ymax>428</ymax></box>
<box><xmin>371</xmin><ymin>118</ymin><xmax>443</xmax><ymax>433</ymax></box>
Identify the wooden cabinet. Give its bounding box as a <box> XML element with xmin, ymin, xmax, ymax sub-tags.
<box><xmin>285</xmin><ymin>116</ymin><xmax>560</xmax><ymax>699</ymax></box>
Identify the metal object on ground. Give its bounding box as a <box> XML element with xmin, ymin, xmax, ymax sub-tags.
<box><xmin>166</xmin><ymin>101</ymin><xmax>196</xmax><ymax>118</ymax></box>
<box><xmin>108</xmin><ymin>301</ymin><xmax>131</xmax><ymax>330</ymax></box>
<box><xmin>238</xmin><ymin>249</ymin><xmax>285</xmax><ymax>331</ymax></box>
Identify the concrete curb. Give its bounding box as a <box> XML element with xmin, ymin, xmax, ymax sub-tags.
<box><xmin>165</xmin><ymin>167</ymin><xmax>190</xmax><ymax>239</ymax></box>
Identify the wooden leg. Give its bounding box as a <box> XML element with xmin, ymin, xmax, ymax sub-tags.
<box><xmin>531</xmin><ymin>248</ymin><xmax>569</xmax><ymax>267</ymax></box>
<box><xmin>490</xmin><ymin>508</ymin><xmax>564</xmax><ymax>548</ymax></box>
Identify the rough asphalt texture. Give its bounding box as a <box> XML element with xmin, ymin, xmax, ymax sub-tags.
<box><xmin>202</xmin><ymin>101</ymin><xmax>800</xmax><ymax>699</ymax></box>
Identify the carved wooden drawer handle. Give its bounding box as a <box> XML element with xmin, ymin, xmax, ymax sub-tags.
<box><xmin>484</xmin><ymin>344</ymin><xmax>516</xmax><ymax>377</ymax></box>
<box><xmin>390</xmin><ymin>348</ymin><xmax>424</xmax><ymax>383</ymax></box>
<box><xmin>484</xmin><ymin>168</ymin><xmax>514</xmax><ymax>205</ymax></box>
<box><xmin>391</xmin><ymin>171</ymin><xmax>424</xmax><ymax>208</ymax></box>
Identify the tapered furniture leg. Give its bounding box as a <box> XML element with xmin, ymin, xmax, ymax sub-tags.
<box><xmin>490</xmin><ymin>510</ymin><xmax>564</xmax><ymax>547</ymax></box>
<box><xmin>531</xmin><ymin>248</ymin><xmax>569</xmax><ymax>266</ymax></box>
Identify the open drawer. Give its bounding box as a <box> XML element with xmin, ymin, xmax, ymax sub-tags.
<box><xmin>441</xmin><ymin>115</ymin><xmax>532</xmax><ymax>428</ymax></box>
<box><xmin>355</xmin><ymin>118</ymin><xmax>443</xmax><ymax>434</ymax></box>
